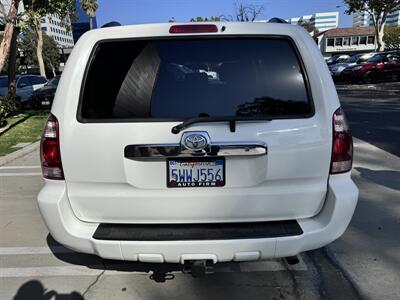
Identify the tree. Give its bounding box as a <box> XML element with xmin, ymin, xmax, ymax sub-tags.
<box><xmin>344</xmin><ymin>0</ymin><xmax>400</xmax><ymax>51</ymax></box>
<box><xmin>234</xmin><ymin>3</ymin><xmax>264</xmax><ymax>22</ymax></box>
<box><xmin>383</xmin><ymin>25</ymin><xmax>400</xmax><ymax>49</ymax></box>
<box><xmin>217</xmin><ymin>3</ymin><xmax>265</xmax><ymax>22</ymax></box>
<box><xmin>297</xmin><ymin>20</ymin><xmax>319</xmax><ymax>36</ymax></box>
<box><xmin>80</xmin><ymin>0</ymin><xmax>98</xmax><ymax>30</ymax></box>
<box><xmin>22</xmin><ymin>0</ymin><xmax>75</xmax><ymax>77</ymax></box>
<box><xmin>0</xmin><ymin>0</ymin><xmax>20</xmax><ymax>74</ymax></box>
<box><xmin>19</xmin><ymin>29</ymin><xmax>60</xmax><ymax>76</ymax></box>
<box><xmin>190</xmin><ymin>16</ymin><xmax>221</xmax><ymax>22</ymax></box>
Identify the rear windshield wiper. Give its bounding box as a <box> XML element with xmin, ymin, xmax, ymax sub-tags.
<box><xmin>171</xmin><ymin>116</ymin><xmax>271</xmax><ymax>134</ymax></box>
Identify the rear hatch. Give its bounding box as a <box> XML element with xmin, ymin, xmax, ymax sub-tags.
<box><xmin>61</xmin><ymin>33</ymin><xmax>332</xmax><ymax>224</ymax></box>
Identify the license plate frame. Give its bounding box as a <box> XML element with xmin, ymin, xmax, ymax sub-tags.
<box><xmin>167</xmin><ymin>157</ymin><xmax>225</xmax><ymax>188</ymax></box>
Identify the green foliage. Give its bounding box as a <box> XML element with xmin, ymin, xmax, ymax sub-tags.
<box><xmin>344</xmin><ymin>0</ymin><xmax>400</xmax><ymax>51</ymax></box>
<box><xmin>22</xmin><ymin>0</ymin><xmax>76</xmax><ymax>30</ymax></box>
<box><xmin>0</xmin><ymin>95</ymin><xmax>20</xmax><ymax>126</ymax></box>
<box><xmin>19</xmin><ymin>29</ymin><xmax>60</xmax><ymax>70</ymax></box>
<box><xmin>80</xmin><ymin>0</ymin><xmax>98</xmax><ymax>18</ymax></box>
<box><xmin>0</xmin><ymin>111</ymin><xmax>48</xmax><ymax>156</ymax></box>
<box><xmin>190</xmin><ymin>16</ymin><xmax>221</xmax><ymax>22</ymax></box>
<box><xmin>384</xmin><ymin>25</ymin><xmax>400</xmax><ymax>49</ymax></box>
<box><xmin>344</xmin><ymin>0</ymin><xmax>400</xmax><ymax>14</ymax></box>
<box><xmin>297</xmin><ymin>20</ymin><xmax>319</xmax><ymax>35</ymax></box>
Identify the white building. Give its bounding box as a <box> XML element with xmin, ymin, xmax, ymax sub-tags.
<box><xmin>315</xmin><ymin>27</ymin><xmax>377</xmax><ymax>57</ymax></box>
<box><xmin>1</xmin><ymin>1</ymin><xmax>74</xmax><ymax>48</ymax></box>
<box><xmin>41</xmin><ymin>14</ymin><xmax>74</xmax><ymax>48</ymax></box>
<box><xmin>288</xmin><ymin>12</ymin><xmax>339</xmax><ymax>32</ymax></box>
<box><xmin>353</xmin><ymin>8</ymin><xmax>400</xmax><ymax>27</ymax></box>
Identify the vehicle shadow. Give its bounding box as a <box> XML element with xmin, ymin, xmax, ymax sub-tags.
<box><xmin>47</xmin><ymin>234</ymin><xmax>182</xmax><ymax>275</ymax></box>
<box><xmin>355</xmin><ymin>167</ymin><xmax>399</xmax><ymax>191</ymax></box>
<box><xmin>13</xmin><ymin>280</ymin><xmax>83</xmax><ymax>300</ymax></box>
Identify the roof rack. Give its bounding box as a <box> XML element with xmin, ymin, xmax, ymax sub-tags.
<box><xmin>268</xmin><ymin>18</ymin><xmax>288</xmax><ymax>24</ymax></box>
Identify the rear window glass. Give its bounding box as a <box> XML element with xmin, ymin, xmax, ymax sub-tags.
<box><xmin>80</xmin><ymin>38</ymin><xmax>312</xmax><ymax>121</ymax></box>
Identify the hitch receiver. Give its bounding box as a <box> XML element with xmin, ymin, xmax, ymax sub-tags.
<box><xmin>182</xmin><ymin>260</ymin><xmax>215</xmax><ymax>278</ymax></box>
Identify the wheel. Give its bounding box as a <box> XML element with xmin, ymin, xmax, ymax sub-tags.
<box><xmin>363</xmin><ymin>71</ymin><xmax>376</xmax><ymax>84</ymax></box>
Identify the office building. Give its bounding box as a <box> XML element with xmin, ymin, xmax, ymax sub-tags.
<box><xmin>288</xmin><ymin>12</ymin><xmax>339</xmax><ymax>32</ymax></box>
<box><xmin>353</xmin><ymin>8</ymin><xmax>400</xmax><ymax>27</ymax></box>
<box><xmin>40</xmin><ymin>14</ymin><xmax>74</xmax><ymax>48</ymax></box>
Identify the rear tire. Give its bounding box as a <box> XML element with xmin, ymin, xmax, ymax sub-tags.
<box><xmin>363</xmin><ymin>71</ymin><xmax>376</xmax><ymax>84</ymax></box>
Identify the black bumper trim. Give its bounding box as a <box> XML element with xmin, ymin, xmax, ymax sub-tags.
<box><xmin>92</xmin><ymin>220</ymin><xmax>303</xmax><ymax>241</ymax></box>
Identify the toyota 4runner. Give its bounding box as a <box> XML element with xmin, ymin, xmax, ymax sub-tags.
<box><xmin>38</xmin><ymin>22</ymin><xmax>359</xmax><ymax>270</ymax></box>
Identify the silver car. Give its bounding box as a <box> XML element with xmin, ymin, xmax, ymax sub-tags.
<box><xmin>0</xmin><ymin>75</ymin><xmax>48</xmax><ymax>101</ymax></box>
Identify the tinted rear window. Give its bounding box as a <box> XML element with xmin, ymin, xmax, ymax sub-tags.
<box><xmin>80</xmin><ymin>38</ymin><xmax>312</xmax><ymax>121</ymax></box>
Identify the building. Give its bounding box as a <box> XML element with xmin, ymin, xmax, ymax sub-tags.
<box><xmin>0</xmin><ymin>0</ymin><xmax>25</xmax><ymax>32</ymax></box>
<box><xmin>72</xmin><ymin>0</ymin><xmax>97</xmax><ymax>43</ymax></box>
<box><xmin>40</xmin><ymin>14</ymin><xmax>74</xmax><ymax>48</ymax></box>
<box><xmin>315</xmin><ymin>27</ymin><xmax>377</xmax><ymax>57</ymax></box>
<box><xmin>288</xmin><ymin>12</ymin><xmax>339</xmax><ymax>32</ymax></box>
<box><xmin>353</xmin><ymin>8</ymin><xmax>400</xmax><ymax>27</ymax></box>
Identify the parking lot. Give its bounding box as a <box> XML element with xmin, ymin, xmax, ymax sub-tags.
<box><xmin>0</xmin><ymin>84</ymin><xmax>399</xmax><ymax>300</ymax></box>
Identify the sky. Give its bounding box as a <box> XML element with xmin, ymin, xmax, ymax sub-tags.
<box><xmin>96</xmin><ymin>0</ymin><xmax>353</xmax><ymax>28</ymax></box>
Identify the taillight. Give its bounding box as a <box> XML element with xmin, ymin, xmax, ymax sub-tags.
<box><xmin>169</xmin><ymin>24</ymin><xmax>218</xmax><ymax>34</ymax></box>
<box><xmin>330</xmin><ymin>107</ymin><xmax>353</xmax><ymax>174</ymax></box>
<box><xmin>40</xmin><ymin>114</ymin><xmax>64</xmax><ymax>180</ymax></box>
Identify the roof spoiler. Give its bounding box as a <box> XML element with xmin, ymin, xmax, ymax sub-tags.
<box><xmin>268</xmin><ymin>18</ymin><xmax>288</xmax><ymax>24</ymax></box>
<box><xmin>101</xmin><ymin>21</ymin><xmax>121</xmax><ymax>28</ymax></box>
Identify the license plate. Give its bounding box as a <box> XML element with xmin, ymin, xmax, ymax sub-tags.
<box><xmin>167</xmin><ymin>157</ymin><xmax>225</xmax><ymax>188</ymax></box>
<box><xmin>41</xmin><ymin>100</ymin><xmax>50</xmax><ymax>105</ymax></box>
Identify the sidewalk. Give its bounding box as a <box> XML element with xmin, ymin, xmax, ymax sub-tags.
<box><xmin>328</xmin><ymin>138</ymin><xmax>400</xmax><ymax>300</ymax></box>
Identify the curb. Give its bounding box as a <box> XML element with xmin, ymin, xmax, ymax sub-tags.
<box><xmin>335</xmin><ymin>83</ymin><xmax>400</xmax><ymax>92</ymax></box>
<box><xmin>0</xmin><ymin>141</ymin><xmax>40</xmax><ymax>166</ymax></box>
<box><xmin>0</xmin><ymin>114</ymin><xmax>32</xmax><ymax>137</ymax></box>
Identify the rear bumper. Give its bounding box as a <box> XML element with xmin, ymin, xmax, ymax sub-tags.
<box><xmin>37</xmin><ymin>173</ymin><xmax>358</xmax><ymax>263</ymax></box>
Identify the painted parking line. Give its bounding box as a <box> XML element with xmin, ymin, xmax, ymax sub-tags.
<box><xmin>0</xmin><ymin>259</ymin><xmax>307</xmax><ymax>278</ymax></box>
<box><xmin>0</xmin><ymin>173</ymin><xmax>42</xmax><ymax>177</ymax></box>
<box><xmin>0</xmin><ymin>246</ymin><xmax>74</xmax><ymax>255</ymax></box>
<box><xmin>0</xmin><ymin>266</ymin><xmax>106</xmax><ymax>278</ymax></box>
<box><xmin>0</xmin><ymin>166</ymin><xmax>41</xmax><ymax>170</ymax></box>
<box><xmin>0</xmin><ymin>245</ymin><xmax>307</xmax><ymax>278</ymax></box>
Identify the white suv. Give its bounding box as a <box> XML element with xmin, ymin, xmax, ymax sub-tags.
<box><xmin>38</xmin><ymin>23</ymin><xmax>358</xmax><ymax>268</ymax></box>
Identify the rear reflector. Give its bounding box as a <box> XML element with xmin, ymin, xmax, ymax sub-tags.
<box><xmin>40</xmin><ymin>114</ymin><xmax>64</xmax><ymax>180</ymax></box>
<box><xmin>169</xmin><ymin>24</ymin><xmax>218</xmax><ymax>34</ymax></box>
<box><xmin>330</xmin><ymin>107</ymin><xmax>353</xmax><ymax>174</ymax></box>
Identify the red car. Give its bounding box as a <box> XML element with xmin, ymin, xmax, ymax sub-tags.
<box><xmin>341</xmin><ymin>51</ymin><xmax>400</xmax><ymax>83</ymax></box>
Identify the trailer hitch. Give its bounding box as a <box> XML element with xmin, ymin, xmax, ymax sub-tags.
<box><xmin>148</xmin><ymin>259</ymin><xmax>215</xmax><ymax>282</ymax></box>
<box><xmin>182</xmin><ymin>260</ymin><xmax>215</xmax><ymax>278</ymax></box>
<box><xmin>149</xmin><ymin>271</ymin><xmax>175</xmax><ymax>283</ymax></box>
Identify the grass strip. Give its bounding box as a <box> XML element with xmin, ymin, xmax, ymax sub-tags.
<box><xmin>0</xmin><ymin>111</ymin><xmax>49</xmax><ymax>157</ymax></box>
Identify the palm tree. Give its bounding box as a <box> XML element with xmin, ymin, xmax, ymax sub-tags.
<box><xmin>0</xmin><ymin>0</ymin><xmax>20</xmax><ymax>74</ymax></box>
<box><xmin>80</xmin><ymin>0</ymin><xmax>98</xmax><ymax>30</ymax></box>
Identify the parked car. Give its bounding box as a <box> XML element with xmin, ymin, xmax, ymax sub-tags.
<box><xmin>26</xmin><ymin>75</ymin><xmax>60</xmax><ymax>109</ymax></box>
<box><xmin>326</xmin><ymin>54</ymin><xmax>351</xmax><ymax>66</ymax></box>
<box><xmin>341</xmin><ymin>51</ymin><xmax>400</xmax><ymax>83</ymax></box>
<box><xmin>0</xmin><ymin>74</ymin><xmax>48</xmax><ymax>102</ymax></box>
<box><xmin>329</xmin><ymin>52</ymin><xmax>376</xmax><ymax>81</ymax></box>
<box><xmin>37</xmin><ymin>23</ymin><xmax>358</xmax><ymax>275</ymax></box>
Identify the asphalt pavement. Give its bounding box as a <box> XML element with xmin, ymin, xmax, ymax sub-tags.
<box><xmin>0</xmin><ymin>85</ymin><xmax>399</xmax><ymax>300</ymax></box>
<box><xmin>337</xmin><ymin>82</ymin><xmax>400</xmax><ymax>157</ymax></box>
